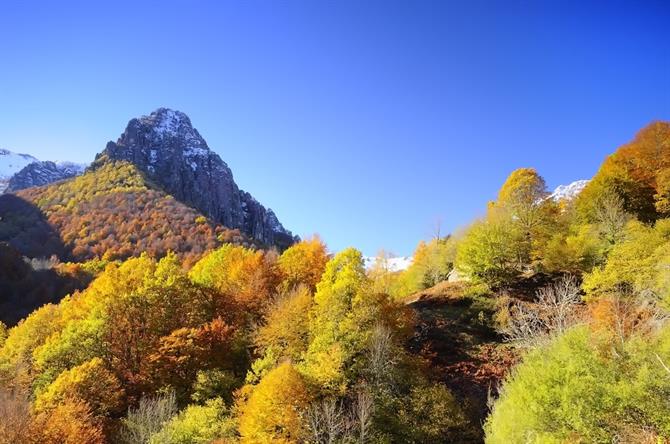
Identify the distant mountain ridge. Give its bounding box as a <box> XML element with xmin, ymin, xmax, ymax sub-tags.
<box><xmin>6</xmin><ymin>160</ymin><xmax>86</xmax><ymax>192</ymax></box>
<box><xmin>94</xmin><ymin>108</ymin><xmax>295</xmax><ymax>249</ymax></box>
<box><xmin>1</xmin><ymin>148</ymin><xmax>87</xmax><ymax>193</ymax></box>
<box><xmin>0</xmin><ymin>148</ymin><xmax>38</xmax><ymax>192</ymax></box>
<box><xmin>363</xmin><ymin>255</ymin><xmax>413</xmax><ymax>272</ymax></box>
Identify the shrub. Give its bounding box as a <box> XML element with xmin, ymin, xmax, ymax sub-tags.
<box><xmin>485</xmin><ymin>325</ymin><xmax>670</xmax><ymax>443</ymax></box>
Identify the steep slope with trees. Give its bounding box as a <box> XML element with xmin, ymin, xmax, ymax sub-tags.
<box><xmin>0</xmin><ymin>161</ymin><xmax>241</xmax><ymax>264</ymax></box>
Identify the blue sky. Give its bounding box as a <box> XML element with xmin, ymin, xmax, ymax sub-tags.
<box><xmin>1</xmin><ymin>1</ymin><xmax>668</xmax><ymax>256</ymax></box>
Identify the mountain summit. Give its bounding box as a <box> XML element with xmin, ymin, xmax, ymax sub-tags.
<box><xmin>95</xmin><ymin>108</ymin><xmax>296</xmax><ymax>249</ymax></box>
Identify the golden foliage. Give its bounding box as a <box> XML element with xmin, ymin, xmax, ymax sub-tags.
<box><xmin>8</xmin><ymin>161</ymin><xmax>248</xmax><ymax>263</ymax></box>
<box><xmin>277</xmin><ymin>237</ymin><xmax>329</xmax><ymax>291</ymax></box>
<box><xmin>578</xmin><ymin>121</ymin><xmax>670</xmax><ymax>222</ymax></box>
<box><xmin>255</xmin><ymin>285</ymin><xmax>313</xmax><ymax>361</ymax></box>
<box><xmin>190</xmin><ymin>244</ymin><xmax>281</xmax><ymax>319</ymax></box>
<box><xmin>34</xmin><ymin>357</ymin><xmax>125</xmax><ymax>416</ymax></box>
<box><xmin>32</xmin><ymin>398</ymin><xmax>105</xmax><ymax>444</ymax></box>
<box><xmin>238</xmin><ymin>362</ymin><xmax>311</xmax><ymax>443</ymax></box>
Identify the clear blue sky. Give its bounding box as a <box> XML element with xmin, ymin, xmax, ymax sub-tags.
<box><xmin>1</xmin><ymin>1</ymin><xmax>668</xmax><ymax>256</ymax></box>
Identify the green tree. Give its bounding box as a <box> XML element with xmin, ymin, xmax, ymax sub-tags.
<box><xmin>399</xmin><ymin>384</ymin><xmax>472</xmax><ymax>443</ymax></box>
<box><xmin>542</xmin><ymin>223</ymin><xmax>605</xmax><ymax>274</ymax></box>
<box><xmin>301</xmin><ymin>248</ymin><xmax>369</xmax><ymax>391</ymax></box>
<box><xmin>0</xmin><ymin>304</ymin><xmax>64</xmax><ymax>389</ymax></box>
<box><xmin>395</xmin><ymin>238</ymin><xmax>456</xmax><ymax>295</ymax></box>
<box><xmin>455</xmin><ymin>217</ymin><xmax>524</xmax><ymax>287</ymax></box>
<box><xmin>485</xmin><ymin>325</ymin><xmax>670</xmax><ymax>443</ymax></box>
<box><xmin>582</xmin><ymin>219</ymin><xmax>670</xmax><ymax>304</ymax></box>
<box><xmin>496</xmin><ymin>168</ymin><xmax>549</xmax><ymax>229</ymax></box>
<box><xmin>494</xmin><ymin>168</ymin><xmax>557</xmax><ymax>261</ymax></box>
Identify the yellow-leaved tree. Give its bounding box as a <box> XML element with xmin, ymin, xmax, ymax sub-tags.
<box><xmin>189</xmin><ymin>244</ymin><xmax>281</xmax><ymax>320</ymax></box>
<box><xmin>34</xmin><ymin>357</ymin><xmax>125</xmax><ymax>417</ymax></box>
<box><xmin>238</xmin><ymin>362</ymin><xmax>311</xmax><ymax>443</ymax></box>
<box><xmin>301</xmin><ymin>248</ymin><xmax>369</xmax><ymax>392</ymax></box>
<box><xmin>277</xmin><ymin>237</ymin><xmax>329</xmax><ymax>292</ymax></box>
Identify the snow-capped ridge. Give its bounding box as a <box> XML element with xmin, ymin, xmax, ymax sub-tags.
<box><xmin>54</xmin><ymin>161</ymin><xmax>87</xmax><ymax>175</ymax></box>
<box><xmin>138</xmin><ymin>108</ymin><xmax>208</xmax><ymax>154</ymax></box>
<box><xmin>0</xmin><ymin>149</ymin><xmax>38</xmax><ymax>178</ymax></box>
<box><xmin>6</xmin><ymin>160</ymin><xmax>87</xmax><ymax>192</ymax></box>
<box><xmin>0</xmin><ymin>149</ymin><xmax>40</xmax><ymax>192</ymax></box>
<box><xmin>549</xmin><ymin>179</ymin><xmax>590</xmax><ymax>202</ymax></box>
<box><xmin>364</xmin><ymin>255</ymin><xmax>413</xmax><ymax>272</ymax></box>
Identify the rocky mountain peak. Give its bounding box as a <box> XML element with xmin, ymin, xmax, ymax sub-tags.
<box><xmin>95</xmin><ymin>108</ymin><xmax>296</xmax><ymax>249</ymax></box>
<box><xmin>133</xmin><ymin>108</ymin><xmax>205</xmax><ymax>151</ymax></box>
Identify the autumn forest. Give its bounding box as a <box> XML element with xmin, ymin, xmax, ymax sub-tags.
<box><xmin>0</xmin><ymin>118</ymin><xmax>668</xmax><ymax>444</ymax></box>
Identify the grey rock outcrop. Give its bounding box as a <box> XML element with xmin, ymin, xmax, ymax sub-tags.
<box><xmin>94</xmin><ymin>108</ymin><xmax>296</xmax><ymax>249</ymax></box>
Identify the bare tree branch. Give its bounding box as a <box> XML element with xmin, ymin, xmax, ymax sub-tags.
<box><xmin>503</xmin><ymin>275</ymin><xmax>582</xmax><ymax>347</ymax></box>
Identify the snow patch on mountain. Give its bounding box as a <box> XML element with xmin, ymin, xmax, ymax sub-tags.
<box><xmin>6</xmin><ymin>161</ymin><xmax>87</xmax><ymax>192</ymax></box>
<box><xmin>363</xmin><ymin>255</ymin><xmax>413</xmax><ymax>272</ymax></box>
<box><xmin>0</xmin><ymin>149</ymin><xmax>39</xmax><ymax>192</ymax></box>
<box><xmin>549</xmin><ymin>180</ymin><xmax>590</xmax><ymax>202</ymax></box>
<box><xmin>54</xmin><ymin>161</ymin><xmax>86</xmax><ymax>175</ymax></box>
<box><xmin>1</xmin><ymin>148</ymin><xmax>87</xmax><ymax>193</ymax></box>
<box><xmin>139</xmin><ymin>108</ymin><xmax>207</xmax><ymax>152</ymax></box>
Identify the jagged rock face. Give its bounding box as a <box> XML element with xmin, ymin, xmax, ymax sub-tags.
<box><xmin>96</xmin><ymin>108</ymin><xmax>295</xmax><ymax>249</ymax></box>
<box><xmin>7</xmin><ymin>161</ymin><xmax>85</xmax><ymax>192</ymax></box>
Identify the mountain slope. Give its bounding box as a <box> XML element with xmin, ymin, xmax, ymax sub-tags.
<box><xmin>0</xmin><ymin>148</ymin><xmax>38</xmax><ymax>192</ymax></box>
<box><xmin>0</xmin><ymin>161</ymin><xmax>251</xmax><ymax>263</ymax></box>
<box><xmin>95</xmin><ymin>108</ymin><xmax>296</xmax><ymax>249</ymax></box>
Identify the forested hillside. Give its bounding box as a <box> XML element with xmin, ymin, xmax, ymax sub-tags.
<box><xmin>0</xmin><ymin>121</ymin><xmax>669</xmax><ymax>443</ymax></box>
<box><xmin>386</xmin><ymin>121</ymin><xmax>670</xmax><ymax>442</ymax></box>
<box><xmin>2</xmin><ymin>161</ymin><xmax>241</xmax><ymax>262</ymax></box>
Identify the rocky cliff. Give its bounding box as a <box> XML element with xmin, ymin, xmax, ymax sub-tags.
<box><xmin>94</xmin><ymin>108</ymin><xmax>295</xmax><ymax>249</ymax></box>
